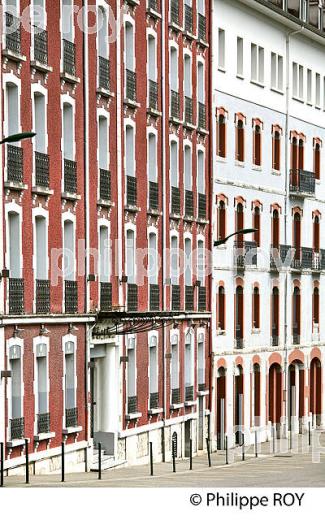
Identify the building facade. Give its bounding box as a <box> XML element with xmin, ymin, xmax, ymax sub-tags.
<box><xmin>212</xmin><ymin>0</ymin><xmax>325</xmax><ymax>450</ymax></box>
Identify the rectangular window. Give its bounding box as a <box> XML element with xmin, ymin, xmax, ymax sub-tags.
<box><xmin>307</xmin><ymin>69</ymin><xmax>312</xmax><ymax>104</ymax></box>
<box><xmin>197</xmin><ymin>339</ymin><xmax>205</xmax><ymax>391</ymax></box>
<box><xmin>218</xmin><ymin>28</ymin><xmax>225</xmax><ymax>70</ymax></box>
<box><xmin>35</xmin><ymin>344</ymin><xmax>49</xmax><ymax>426</ymax></box>
<box><xmin>9</xmin><ymin>347</ymin><xmax>22</xmax><ymax>422</ymax></box>
<box><xmin>271</xmin><ymin>53</ymin><xmax>283</xmax><ymax>91</ymax></box>
<box><xmin>237</xmin><ymin>37</ymin><xmax>243</xmax><ymax>77</ymax></box>
<box><xmin>127</xmin><ymin>337</ymin><xmax>136</xmax><ymax>412</ymax></box>
<box><xmin>299</xmin><ymin>64</ymin><xmax>304</xmax><ymax>99</ymax></box>
<box><xmin>251</xmin><ymin>43</ymin><xmax>264</xmax><ymax>84</ymax></box>
<box><xmin>171</xmin><ymin>335</ymin><xmax>179</xmax><ymax>394</ymax></box>
<box><xmin>292</xmin><ymin>62</ymin><xmax>304</xmax><ymax>99</ymax></box>
<box><xmin>149</xmin><ymin>337</ymin><xmax>158</xmax><ymax>407</ymax></box>
<box><xmin>125</xmin><ymin>125</ymin><xmax>135</xmax><ymax>177</ymax></box>
<box><xmin>315</xmin><ymin>73</ymin><xmax>321</xmax><ymax>107</ymax></box>
<box><xmin>64</xmin><ymin>342</ymin><xmax>76</xmax><ymax>421</ymax></box>
<box><xmin>185</xmin><ymin>333</ymin><xmax>194</xmax><ymax>398</ymax></box>
<box><xmin>292</xmin><ymin>62</ymin><xmax>298</xmax><ymax>97</ymax></box>
<box><xmin>170</xmin><ymin>140</ymin><xmax>178</xmax><ymax>187</ymax></box>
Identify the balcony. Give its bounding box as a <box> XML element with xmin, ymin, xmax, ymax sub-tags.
<box><xmin>125</xmin><ymin>69</ymin><xmax>137</xmax><ymax>102</ymax></box>
<box><xmin>37</xmin><ymin>412</ymin><xmax>50</xmax><ymax>434</ymax></box>
<box><xmin>185</xmin><ymin>285</ymin><xmax>194</xmax><ymax>311</ymax></box>
<box><xmin>150</xmin><ymin>392</ymin><xmax>159</xmax><ymax>410</ymax></box>
<box><xmin>198</xmin><ymin>193</ymin><xmax>207</xmax><ymax>220</ymax></box>
<box><xmin>98</xmin><ymin>56</ymin><xmax>110</xmax><ymax>92</ymax></box>
<box><xmin>36</xmin><ymin>280</ymin><xmax>50</xmax><ymax>314</ymax></box>
<box><xmin>171</xmin><ymin>387</ymin><xmax>181</xmax><ymax>405</ymax></box>
<box><xmin>170</xmin><ymin>90</ymin><xmax>181</xmax><ymax>120</ymax></box>
<box><xmin>185</xmin><ymin>190</ymin><xmax>194</xmax><ymax>218</ymax></box>
<box><xmin>64</xmin><ymin>159</ymin><xmax>77</xmax><ymax>194</ymax></box>
<box><xmin>171</xmin><ymin>186</ymin><xmax>181</xmax><ymax>215</ymax></box>
<box><xmin>184</xmin><ymin>4</ymin><xmax>193</xmax><ymax>34</ymax></box>
<box><xmin>34</xmin><ymin>28</ymin><xmax>48</xmax><ymax>65</ymax></box>
<box><xmin>184</xmin><ymin>96</ymin><xmax>193</xmax><ymax>125</ymax></box>
<box><xmin>5</xmin><ymin>12</ymin><xmax>21</xmax><ymax>55</ymax></box>
<box><xmin>292</xmin><ymin>327</ymin><xmax>300</xmax><ymax>346</ymax></box>
<box><xmin>270</xmin><ymin>244</ymin><xmax>291</xmax><ymax>270</ymax></box>
<box><xmin>63</xmin><ymin>39</ymin><xmax>76</xmax><ymax>77</ymax></box>
<box><xmin>150</xmin><ymin>284</ymin><xmax>160</xmax><ymax>311</ymax></box>
<box><xmin>100</xmin><ymin>282</ymin><xmax>112</xmax><ymax>312</ymax></box>
<box><xmin>148</xmin><ymin>79</ymin><xmax>158</xmax><ymax>111</ymax></box>
<box><xmin>198</xmin><ymin>13</ymin><xmax>206</xmax><ymax>41</ymax></box>
<box><xmin>10</xmin><ymin>417</ymin><xmax>25</xmax><ymax>440</ymax></box>
<box><xmin>149</xmin><ymin>181</ymin><xmax>159</xmax><ymax>211</ymax></box>
<box><xmin>65</xmin><ymin>407</ymin><xmax>78</xmax><ymax>428</ymax></box>
<box><xmin>198</xmin><ymin>286</ymin><xmax>206</xmax><ymax>312</ymax></box>
<box><xmin>185</xmin><ymin>385</ymin><xmax>194</xmax><ymax>402</ymax></box>
<box><xmin>35</xmin><ymin>152</ymin><xmax>50</xmax><ymax>188</ymax></box>
<box><xmin>7</xmin><ymin>145</ymin><xmax>23</xmax><ymax>184</ymax></box>
<box><xmin>289</xmin><ymin>169</ymin><xmax>315</xmax><ymax>197</ymax></box>
<box><xmin>170</xmin><ymin>0</ymin><xmax>180</xmax><ymax>26</ymax></box>
<box><xmin>65</xmin><ymin>280</ymin><xmax>78</xmax><ymax>314</ymax></box>
<box><xmin>128</xmin><ymin>396</ymin><xmax>138</xmax><ymax>415</ymax></box>
<box><xmin>99</xmin><ymin>168</ymin><xmax>111</xmax><ymax>201</ymax></box>
<box><xmin>234</xmin><ymin>241</ymin><xmax>257</xmax><ymax>269</ymax></box>
<box><xmin>312</xmin><ymin>250</ymin><xmax>321</xmax><ymax>271</ymax></box>
<box><xmin>9</xmin><ymin>278</ymin><xmax>24</xmax><ymax>315</ymax></box>
<box><xmin>127</xmin><ymin>283</ymin><xmax>138</xmax><ymax>312</ymax></box>
<box><xmin>126</xmin><ymin>175</ymin><xmax>137</xmax><ymax>207</ymax></box>
<box><xmin>171</xmin><ymin>284</ymin><xmax>180</xmax><ymax>311</ymax></box>
<box><xmin>272</xmin><ymin>326</ymin><xmax>279</xmax><ymax>347</ymax></box>
<box><xmin>198</xmin><ymin>102</ymin><xmax>207</xmax><ymax>130</ymax></box>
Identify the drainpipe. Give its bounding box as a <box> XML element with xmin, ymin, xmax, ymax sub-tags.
<box><xmin>283</xmin><ymin>26</ymin><xmax>304</xmax><ymax>438</ymax></box>
<box><xmin>208</xmin><ymin>0</ymin><xmax>213</xmax><ymax>433</ymax></box>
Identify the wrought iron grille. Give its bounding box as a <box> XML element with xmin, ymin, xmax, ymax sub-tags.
<box><xmin>184</xmin><ymin>96</ymin><xmax>193</xmax><ymax>124</ymax></box>
<box><xmin>172</xmin><ymin>388</ymin><xmax>181</xmax><ymax>405</ymax></box>
<box><xmin>198</xmin><ymin>193</ymin><xmax>206</xmax><ymax>220</ymax></box>
<box><xmin>301</xmin><ymin>247</ymin><xmax>313</xmax><ymax>269</ymax></box>
<box><xmin>321</xmin><ymin>250</ymin><xmax>325</xmax><ymax>270</ymax></box>
<box><xmin>35</xmin><ymin>152</ymin><xmax>50</xmax><ymax>188</ymax></box>
<box><xmin>148</xmin><ymin>80</ymin><xmax>158</xmax><ymax>110</ymax></box>
<box><xmin>270</xmin><ymin>244</ymin><xmax>292</xmax><ymax>270</ymax></box>
<box><xmin>170</xmin><ymin>0</ymin><xmax>180</xmax><ymax>25</ymax></box>
<box><xmin>150</xmin><ymin>284</ymin><xmax>160</xmax><ymax>311</ymax></box>
<box><xmin>36</xmin><ymin>280</ymin><xmax>50</xmax><ymax>314</ymax></box>
<box><xmin>244</xmin><ymin>241</ymin><xmax>257</xmax><ymax>266</ymax></box>
<box><xmin>10</xmin><ymin>417</ymin><xmax>24</xmax><ymax>440</ymax></box>
<box><xmin>289</xmin><ymin>169</ymin><xmax>315</xmax><ymax>196</ymax></box>
<box><xmin>64</xmin><ymin>159</ymin><xmax>77</xmax><ymax>194</ymax></box>
<box><xmin>63</xmin><ymin>39</ymin><xmax>76</xmax><ymax>76</ymax></box>
<box><xmin>98</xmin><ymin>56</ymin><xmax>110</xmax><ymax>91</ymax></box>
<box><xmin>148</xmin><ymin>0</ymin><xmax>159</xmax><ymax>11</ymax></box>
<box><xmin>198</xmin><ymin>13</ymin><xmax>206</xmax><ymax>41</ymax></box>
<box><xmin>185</xmin><ymin>385</ymin><xmax>194</xmax><ymax>402</ymax></box>
<box><xmin>171</xmin><ymin>186</ymin><xmax>181</xmax><ymax>214</ymax></box>
<box><xmin>128</xmin><ymin>396</ymin><xmax>138</xmax><ymax>414</ymax></box>
<box><xmin>65</xmin><ymin>407</ymin><xmax>78</xmax><ymax>428</ymax></box>
<box><xmin>170</xmin><ymin>90</ymin><xmax>180</xmax><ymax>119</ymax></box>
<box><xmin>127</xmin><ymin>284</ymin><xmax>138</xmax><ymax>312</ymax></box>
<box><xmin>65</xmin><ymin>280</ymin><xmax>78</xmax><ymax>314</ymax></box>
<box><xmin>7</xmin><ymin>145</ymin><xmax>23</xmax><ymax>183</ymax></box>
<box><xmin>184</xmin><ymin>4</ymin><xmax>193</xmax><ymax>33</ymax></box>
<box><xmin>172</xmin><ymin>285</ymin><xmax>181</xmax><ymax>311</ymax></box>
<box><xmin>9</xmin><ymin>278</ymin><xmax>24</xmax><ymax>315</ymax></box>
<box><xmin>185</xmin><ymin>285</ymin><xmax>194</xmax><ymax>311</ymax></box>
<box><xmin>198</xmin><ymin>102</ymin><xmax>206</xmax><ymax>129</ymax></box>
<box><xmin>312</xmin><ymin>250</ymin><xmax>321</xmax><ymax>270</ymax></box>
<box><xmin>100</xmin><ymin>282</ymin><xmax>112</xmax><ymax>312</ymax></box>
<box><xmin>150</xmin><ymin>392</ymin><xmax>159</xmax><ymax>409</ymax></box>
<box><xmin>99</xmin><ymin>169</ymin><xmax>111</xmax><ymax>201</ymax></box>
<box><xmin>126</xmin><ymin>175</ymin><xmax>137</xmax><ymax>206</ymax></box>
<box><xmin>198</xmin><ymin>286</ymin><xmax>206</xmax><ymax>312</ymax></box>
<box><xmin>5</xmin><ymin>13</ymin><xmax>21</xmax><ymax>54</ymax></box>
<box><xmin>34</xmin><ymin>28</ymin><xmax>48</xmax><ymax>64</ymax></box>
<box><xmin>149</xmin><ymin>181</ymin><xmax>159</xmax><ymax>210</ymax></box>
<box><xmin>235</xmin><ymin>241</ymin><xmax>257</xmax><ymax>268</ymax></box>
<box><xmin>291</xmin><ymin>247</ymin><xmax>302</xmax><ymax>270</ymax></box>
<box><xmin>126</xmin><ymin>69</ymin><xmax>136</xmax><ymax>101</ymax></box>
<box><xmin>185</xmin><ymin>190</ymin><xmax>194</xmax><ymax>217</ymax></box>
<box><xmin>37</xmin><ymin>412</ymin><xmax>50</xmax><ymax>434</ymax></box>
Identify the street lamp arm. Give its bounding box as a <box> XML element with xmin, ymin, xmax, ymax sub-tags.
<box><xmin>0</xmin><ymin>132</ymin><xmax>36</xmax><ymax>145</ymax></box>
<box><xmin>214</xmin><ymin>228</ymin><xmax>257</xmax><ymax>247</ymax></box>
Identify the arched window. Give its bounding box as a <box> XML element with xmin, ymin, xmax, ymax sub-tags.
<box><xmin>253</xmin><ymin>206</ymin><xmax>260</xmax><ymax>246</ymax></box>
<box><xmin>217</xmin><ymin>114</ymin><xmax>226</xmax><ymax>158</ymax></box>
<box><xmin>253</xmin><ymin>125</ymin><xmax>261</xmax><ymax>166</ymax></box>
<box><xmin>313</xmin><ymin>287</ymin><xmax>319</xmax><ymax>325</ymax></box>
<box><xmin>217</xmin><ymin>285</ymin><xmax>225</xmax><ymax>330</ymax></box>
<box><xmin>314</xmin><ymin>141</ymin><xmax>321</xmax><ymax>180</ymax></box>
<box><xmin>293</xmin><ymin>212</ymin><xmax>301</xmax><ymax>266</ymax></box>
<box><xmin>313</xmin><ymin>215</ymin><xmax>320</xmax><ymax>252</ymax></box>
<box><xmin>271</xmin><ymin>287</ymin><xmax>279</xmax><ymax>346</ymax></box>
<box><xmin>217</xmin><ymin>201</ymin><xmax>226</xmax><ymax>240</ymax></box>
<box><xmin>292</xmin><ymin>286</ymin><xmax>301</xmax><ymax>345</ymax></box>
<box><xmin>236</xmin><ymin>203</ymin><xmax>244</xmax><ymax>244</ymax></box>
<box><xmin>298</xmin><ymin>138</ymin><xmax>304</xmax><ymax>169</ymax></box>
<box><xmin>252</xmin><ymin>287</ymin><xmax>260</xmax><ymax>329</ymax></box>
<box><xmin>291</xmin><ymin>136</ymin><xmax>298</xmax><ymax>170</ymax></box>
<box><xmin>235</xmin><ymin>286</ymin><xmax>244</xmax><ymax>347</ymax></box>
<box><xmin>272</xmin><ymin>209</ymin><xmax>280</xmax><ymax>247</ymax></box>
<box><xmin>272</xmin><ymin>130</ymin><xmax>281</xmax><ymax>171</ymax></box>
<box><xmin>235</xmin><ymin>120</ymin><xmax>245</xmax><ymax>162</ymax></box>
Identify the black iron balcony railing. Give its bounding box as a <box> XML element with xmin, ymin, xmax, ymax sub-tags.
<box><xmin>198</xmin><ymin>102</ymin><xmax>206</xmax><ymax>129</ymax></box>
<box><xmin>34</xmin><ymin>28</ymin><xmax>48</xmax><ymax>64</ymax></box>
<box><xmin>185</xmin><ymin>285</ymin><xmax>194</xmax><ymax>311</ymax></box>
<box><xmin>291</xmin><ymin>247</ymin><xmax>302</xmax><ymax>270</ymax></box>
<box><xmin>185</xmin><ymin>385</ymin><xmax>194</xmax><ymax>402</ymax></box>
<box><xmin>100</xmin><ymin>282</ymin><xmax>112</xmax><ymax>312</ymax></box>
<box><xmin>98</xmin><ymin>56</ymin><xmax>110</xmax><ymax>91</ymax></box>
<box><xmin>184</xmin><ymin>96</ymin><xmax>193</xmax><ymax>125</ymax></box>
<box><xmin>148</xmin><ymin>79</ymin><xmax>158</xmax><ymax>110</ymax></box>
<box><xmin>9</xmin><ymin>278</ymin><xmax>24</xmax><ymax>315</ymax></box>
<box><xmin>270</xmin><ymin>244</ymin><xmax>291</xmax><ymax>270</ymax></box>
<box><xmin>301</xmin><ymin>247</ymin><xmax>313</xmax><ymax>270</ymax></box>
<box><xmin>198</xmin><ymin>371</ymin><xmax>206</xmax><ymax>392</ymax></box>
<box><xmin>126</xmin><ymin>69</ymin><xmax>136</xmax><ymax>101</ymax></box>
<box><xmin>65</xmin><ymin>407</ymin><xmax>78</xmax><ymax>428</ymax></box>
<box><xmin>150</xmin><ymin>392</ymin><xmax>159</xmax><ymax>409</ymax></box>
<box><xmin>99</xmin><ymin>168</ymin><xmax>111</xmax><ymax>201</ymax></box>
<box><xmin>170</xmin><ymin>90</ymin><xmax>180</xmax><ymax>120</ymax></box>
<box><xmin>234</xmin><ymin>241</ymin><xmax>257</xmax><ymax>268</ymax></box>
<box><xmin>126</xmin><ymin>175</ymin><xmax>137</xmax><ymax>206</ymax></box>
<box><xmin>10</xmin><ymin>417</ymin><xmax>24</xmax><ymax>440</ymax></box>
<box><xmin>171</xmin><ymin>186</ymin><xmax>181</xmax><ymax>214</ymax></box>
<box><xmin>171</xmin><ymin>387</ymin><xmax>181</xmax><ymax>405</ymax></box>
<box><xmin>7</xmin><ymin>145</ymin><xmax>23</xmax><ymax>184</ymax></box>
<box><xmin>198</xmin><ymin>286</ymin><xmax>206</xmax><ymax>312</ymax></box>
<box><xmin>289</xmin><ymin>169</ymin><xmax>315</xmax><ymax>196</ymax></box>
<box><xmin>185</xmin><ymin>190</ymin><xmax>194</xmax><ymax>217</ymax></box>
<box><xmin>184</xmin><ymin>4</ymin><xmax>193</xmax><ymax>33</ymax></box>
<box><xmin>148</xmin><ymin>0</ymin><xmax>159</xmax><ymax>11</ymax></box>
<box><xmin>198</xmin><ymin>193</ymin><xmax>206</xmax><ymax>220</ymax></box>
<box><xmin>127</xmin><ymin>283</ymin><xmax>138</xmax><ymax>312</ymax></box>
<box><xmin>272</xmin><ymin>326</ymin><xmax>279</xmax><ymax>347</ymax></box>
<box><xmin>36</xmin><ymin>280</ymin><xmax>50</xmax><ymax>314</ymax></box>
<box><xmin>312</xmin><ymin>250</ymin><xmax>321</xmax><ymax>271</ymax></box>
<box><xmin>128</xmin><ymin>395</ymin><xmax>138</xmax><ymax>414</ymax></box>
<box><xmin>235</xmin><ymin>332</ymin><xmax>244</xmax><ymax>349</ymax></box>
<box><xmin>321</xmin><ymin>249</ymin><xmax>325</xmax><ymax>270</ymax></box>
<box><xmin>198</xmin><ymin>13</ymin><xmax>206</xmax><ymax>41</ymax></box>
<box><xmin>292</xmin><ymin>327</ymin><xmax>300</xmax><ymax>345</ymax></box>
<box><xmin>35</xmin><ymin>152</ymin><xmax>50</xmax><ymax>188</ymax></box>
<box><xmin>65</xmin><ymin>280</ymin><xmax>78</xmax><ymax>314</ymax></box>
<box><xmin>5</xmin><ymin>12</ymin><xmax>21</xmax><ymax>54</ymax></box>
<box><xmin>150</xmin><ymin>284</ymin><xmax>160</xmax><ymax>311</ymax></box>
<box><xmin>64</xmin><ymin>159</ymin><xmax>77</xmax><ymax>194</ymax></box>
<box><xmin>37</xmin><ymin>412</ymin><xmax>50</xmax><ymax>434</ymax></box>
<box><xmin>149</xmin><ymin>181</ymin><xmax>159</xmax><ymax>210</ymax></box>
<box><xmin>170</xmin><ymin>0</ymin><xmax>180</xmax><ymax>25</ymax></box>
<box><xmin>63</xmin><ymin>39</ymin><xmax>76</xmax><ymax>76</ymax></box>
<box><xmin>172</xmin><ymin>284</ymin><xmax>180</xmax><ymax>311</ymax></box>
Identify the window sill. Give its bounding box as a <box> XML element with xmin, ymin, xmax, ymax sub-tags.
<box><xmin>270</xmin><ymin>87</ymin><xmax>284</xmax><ymax>95</ymax></box>
<box><xmin>170</xmin><ymin>403</ymin><xmax>184</xmax><ymax>411</ymax></box>
<box><xmin>183</xmin><ymin>120</ymin><xmax>196</xmax><ymax>130</ymax></box>
<box><xmin>7</xmin><ymin>438</ymin><xmax>29</xmax><ymax>449</ymax></box>
<box><xmin>197</xmin><ymin>390</ymin><xmax>209</xmax><ymax>397</ymax></box>
<box><xmin>4</xmin><ymin>181</ymin><xmax>28</xmax><ymax>192</ymax></box>
<box><xmin>169</xmin><ymin>212</ymin><xmax>181</xmax><ymax>220</ymax></box>
<box><xmin>252</xmin><ymin>165</ymin><xmax>262</xmax><ymax>171</ymax></box>
<box><xmin>32</xmin><ymin>186</ymin><xmax>54</xmax><ymax>197</ymax></box>
<box><xmin>216</xmin><ymin>328</ymin><xmax>226</xmax><ymax>335</ymax></box>
<box><xmin>96</xmin><ymin>87</ymin><xmax>114</xmax><ymax>99</ymax></box>
<box><xmin>169</xmin><ymin>22</ymin><xmax>183</xmax><ymax>33</ymax></box>
<box><xmin>62</xmin><ymin>426</ymin><xmax>82</xmax><ymax>435</ymax></box>
<box><xmin>147</xmin><ymin>208</ymin><xmax>162</xmax><ymax>217</ymax></box>
<box><xmin>97</xmin><ymin>198</ymin><xmax>113</xmax><ymax>208</ymax></box>
<box><xmin>236</xmin><ymin>74</ymin><xmax>244</xmax><ymax>80</ymax></box>
<box><xmin>34</xmin><ymin>432</ymin><xmax>56</xmax><ymax>442</ymax></box>
<box><xmin>2</xmin><ymin>48</ymin><xmax>26</xmax><ymax>63</ymax></box>
<box><xmin>60</xmin><ymin>72</ymin><xmax>80</xmax><ymax>85</ymax></box>
<box><xmin>124</xmin><ymin>98</ymin><xmax>140</xmax><ymax>109</ymax></box>
<box><xmin>315</xmin><ymin>105</ymin><xmax>321</xmax><ymax>110</ymax></box>
<box><xmin>218</xmin><ymin>66</ymin><xmax>226</xmax><ymax>73</ymax></box>
<box><xmin>197</xmin><ymin>38</ymin><xmax>209</xmax><ymax>49</ymax></box>
<box><xmin>252</xmin><ymin>328</ymin><xmax>261</xmax><ymax>334</ymax></box>
<box><xmin>196</xmin><ymin>217</ymin><xmax>209</xmax><ymax>225</ymax></box>
<box><xmin>183</xmin><ymin>30</ymin><xmax>196</xmax><ymax>41</ymax></box>
<box><xmin>31</xmin><ymin>60</ymin><xmax>53</xmax><ymax>74</ymax></box>
<box><xmin>216</xmin><ymin>155</ymin><xmax>227</xmax><ymax>163</ymax></box>
<box><xmin>197</xmin><ymin>126</ymin><xmax>209</xmax><ymax>136</ymax></box>
<box><xmin>61</xmin><ymin>192</ymin><xmax>81</xmax><ymax>201</ymax></box>
<box><xmin>271</xmin><ymin>169</ymin><xmax>281</xmax><ymax>176</ymax></box>
<box><xmin>169</xmin><ymin>116</ymin><xmax>182</xmax><ymax>126</ymax></box>
<box><xmin>185</xmin><ymin>400</ymin><xmax>196</xmax><ymax>407</ymax></box>
<box><xmin>235</xmin><ymin>160</ymin><xmax>245</xmax><ymax>168</ymax></box>
<box><xmin>292</xmin><ymin>95</ymin><xmax>304</xmax><ymax>104</ymax></box>
<box><xmin>147</xmin><ymin>107</ymin><xmax>162</xmax><ymax>118</ymax></box>
<box><xmin>125</xmin><ymin>204</ymin><xmax>140</xmax><ymax>213</ymax></box>
<box><xmin>146</xmin><ymin>7</ymin><xmax>162</xmax><ymax>20</ymax></box>
<box><xmin>250</xmin><ymin>79</ymin><xmax>265</xmax><ymax>88</ymax></box>
<box><xmin>125</xmin><ymin>412</ymin><xmax>142</xmax><ymax>421</ymax></box>
<box><xmin>148</xmin><ymin>408</ymin><xmax>163</xmax><ymax>416</ymax></box>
